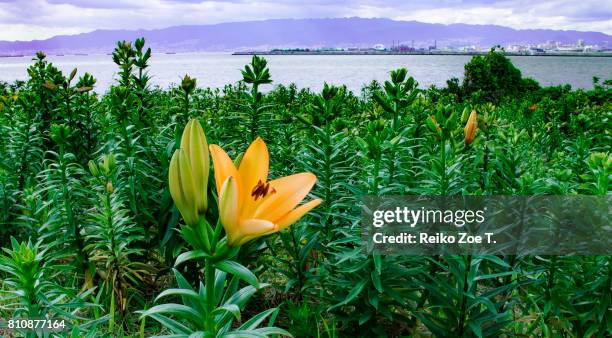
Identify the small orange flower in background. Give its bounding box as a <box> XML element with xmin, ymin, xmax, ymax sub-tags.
<box><xmin>464</xmin><ymin>110</ymin><xmax>478</xmax><ymax>145</ymax></box>
<box><xmin>210</xmin><ymin>138</ymin><xmax>321</xmax><ymax>247</ymax></box>
<box><xmin>528</xmin><ymin>104</ymin><xmax>538</xmax><ymax>112</ymax></box>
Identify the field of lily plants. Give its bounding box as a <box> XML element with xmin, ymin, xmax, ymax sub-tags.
<box><xmin>0</xmin><ymin>38</ymin><xmax>610</xmax><ymax>337</ymax></box>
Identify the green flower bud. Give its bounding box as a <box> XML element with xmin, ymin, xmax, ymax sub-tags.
<box><xmin>180</xmin><ymin>119</ymin><xmax>209</xmax><ymax>214</ymax></box>
<box><xmin>169</xmin><ymin>149</ymin><xmax>199</xmax><ymax>226</ymax></box>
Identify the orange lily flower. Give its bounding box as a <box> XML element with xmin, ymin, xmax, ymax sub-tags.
<box><xmin>210</xmin><ymin>137</ymin><xmax>321</xmax><ymax>247</ymax></box>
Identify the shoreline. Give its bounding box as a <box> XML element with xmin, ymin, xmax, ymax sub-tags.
<box><xmin>2</xmin><ymin>51</ymin><xmax>611</xmax><ymax>58</ymax></box>
<box><xmin>232</xmin><ymin>50</ymin><xmax>612</xmax><ymax>57</ymax></box>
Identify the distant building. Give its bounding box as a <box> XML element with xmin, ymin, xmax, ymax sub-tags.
<box><xmin>390</xmin><ymin>44</ymin><xmax>415</xmax><ymax>52</ymax></box>
<box><xmin>506</xmin><ymin>44</ymin><xmax>525</xmax><ymax>52</ymax></box>
<box><xmin>373</xmin><ymin>44</ymin><xmax>385</xmax><ymax>51</ymax></box>
<box><xmin>583</xmin><ymin>45</ymin><xmax>601</xmax><ymax>52</ymax></box>
<box><xmin>528</xmin><ymin>47</ymin><xmax>545</xmax><ymax>55</ymax></box>
<box><xmin>459</xmin><ymin>45</ymin><xmax>477</xmax><ymax>52</ymax></box>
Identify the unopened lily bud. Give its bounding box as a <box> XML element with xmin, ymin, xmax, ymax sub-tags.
<box><xmin>69</xmin><ymin>68</ymin><xmax>77</xmax><ymax>82</ymax></box>
<box><xmin>88</xmin><ymin>161</ymin><xmax>99</xmax><ymax>177</ymax></box>
<box><xmin>181</xmin><ymin>75</ymin><xmax>196</xmax><ymax>95</ymax></box>
<box><xmin>76</xmin><ymin>86</ymin><xmax>93</xmax><ymax>93</ymax></box>
<box><xmin>106</xmin><ymin>181</ymin><xmax>114</xmax><ymax>193</ymax></box>
<box><xmin>43</xmin><ymin>81</ymin><xmax>57</xmax><ymax>91</ymax></box>
<box><xmin>50</xmin><ymin>124</ymin><xmax>70</xmax><ymax>144</ymax></box>
<box><xmin>101</xmin><ymin>154</ymin><xmax>116</xmax><ymax>175</ymax></box>
<box><xmin>464</xmin><ymin>110</ymin><xmax>478</xmax><ymax>145</ymax></box>
<box><xmin>169</xmin><ymin>149</ymin><xmax>199</xmax><ymax>226</ymax></box>
<box><xmin>135</xmin><ymin>37</ymin><xmax>145</xmax><ymax>51</ymax></box>
<box><xmin>461</xmin><ymin>107</ymin><xmax>470</xmax><ymax>123</ymax></box>
<box><xmin>426</xmin><ymin>115</ymin><xmax>443</xmax><ymax>138</ymax></box>
<box><xmin>180</xmin><ymin>119</ymin><xmax>209</xmax><ymax>214</ymax></box>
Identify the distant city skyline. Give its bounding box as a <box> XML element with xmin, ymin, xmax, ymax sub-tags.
<box><xmin>0</xmin><ymin>0</ymin><xmax>611</xmax><ymax>41</ymax></box>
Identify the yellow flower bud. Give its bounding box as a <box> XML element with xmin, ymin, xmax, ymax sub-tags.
<box><xmin>106</xmin><ymin>181</ymin><xmax>114</xmax><ymax>193</ymax></box>
<box><xmin>169</xmin><ymin>149</ymin><xmax>199</xmax><ymax>226</ymax></box>
<box><xmin>464</xmin><ymin>110</ymin><xmax>478</xmax><ymax>145</ymax></box>
<box><xmin>180</xmin><ymin>119</ymin><xmax>209</xmax><ymax>213</ymax></box>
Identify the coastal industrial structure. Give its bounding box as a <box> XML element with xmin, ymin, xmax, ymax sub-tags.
<box><xmin>233</xmin><ymin>40</ymin><xmax>612</xmax><ymax>56</ymax></box>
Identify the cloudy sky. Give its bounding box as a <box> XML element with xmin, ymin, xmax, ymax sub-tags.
<box><xmin>0</xmin><ymin>0</ymin><xmax>610</xmax><ymax>41</ymax></box>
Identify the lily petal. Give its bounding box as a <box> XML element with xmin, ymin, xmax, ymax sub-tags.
<box><xmin>219</xmin><ymin>176</ymin><xmax>240</xmax><ymax>244</ymax></box>
<box><xmin>238</xmin><ymin>137</ymin><xmax>270</xmax><ymax>218</ymax></box>
<box><xmin>233</xmin><ymin>218</ymin><xmax>276</xmax><ymax>247</ymax></box>
<box><xmin>210</xmin><ymin>144</ymin><xmax>240</xmax><ymax>196</ymax></box>
<box><xmin>276</xmin><ymin>199</ymin><xmax>322</xmax><ymax>231</ymax></box>
<box><xmin>238</xmin><ymin>137</ymin><xmax>269</xmax><ymax>194</ymax></box>
<box><xmin>255</xmin><ymin>172</ymin><xmax>317</xmax><ymax>221</ymax></box>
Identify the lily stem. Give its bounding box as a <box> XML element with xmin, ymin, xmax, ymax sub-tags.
<box><xmin>205</xmin><ymin>257</ymin><xmax>215</xmax><ymax>332</ymax></box>
<box><xmin>205</xmin><ymin>220</ymin><xmax>220</xmax><ymax>333</ymax></box>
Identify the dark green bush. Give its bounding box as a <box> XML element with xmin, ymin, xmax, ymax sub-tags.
<box><xmin>462</xmin><ymin>47</ymin><xmax>540</xmax><ymax>103</ymax></box>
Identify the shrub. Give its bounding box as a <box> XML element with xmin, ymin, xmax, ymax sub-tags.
<box><xmin>462</xmin><ymin>47</ymin><xmax>540</xmax><ymax>102</ymax></box>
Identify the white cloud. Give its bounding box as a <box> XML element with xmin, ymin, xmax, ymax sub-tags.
<box><xmin>0</xmin><ymin>0</ymin><xmax>609</xmax><ymax>41</ymax></box>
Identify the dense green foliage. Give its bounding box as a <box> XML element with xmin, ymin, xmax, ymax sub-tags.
<box><xmin>0</xmin><ymin>42</ymin><xmax>610</xmax><ymax>337</ymax></box>
<box><xmin>447</xmin><ymin>47</ymin><xmax>541</xmax><ymax>103</ymax></box>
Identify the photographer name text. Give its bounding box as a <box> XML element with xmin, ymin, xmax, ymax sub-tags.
<box><xmin>372</xmin><ymin>232</ymin><xmax>496</xmax><ymax>244</ymax></box>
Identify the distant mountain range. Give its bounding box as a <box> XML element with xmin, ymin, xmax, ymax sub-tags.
<box><xmin>1</xmin><ymin>18</ymin><xmax>610</xmax><ymax>54</ymax></box>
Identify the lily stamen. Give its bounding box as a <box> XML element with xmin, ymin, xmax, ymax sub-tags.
<box><xmin>251</xmin><ymin>179</ymin><xmax>276</xmax><ymax>201</ymax></box>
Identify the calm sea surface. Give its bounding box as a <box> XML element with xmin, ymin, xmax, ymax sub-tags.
<box><xmin>0</xmin><ymin>53</ymin><xmax>610</xmax><ymax>93</ymax></box>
